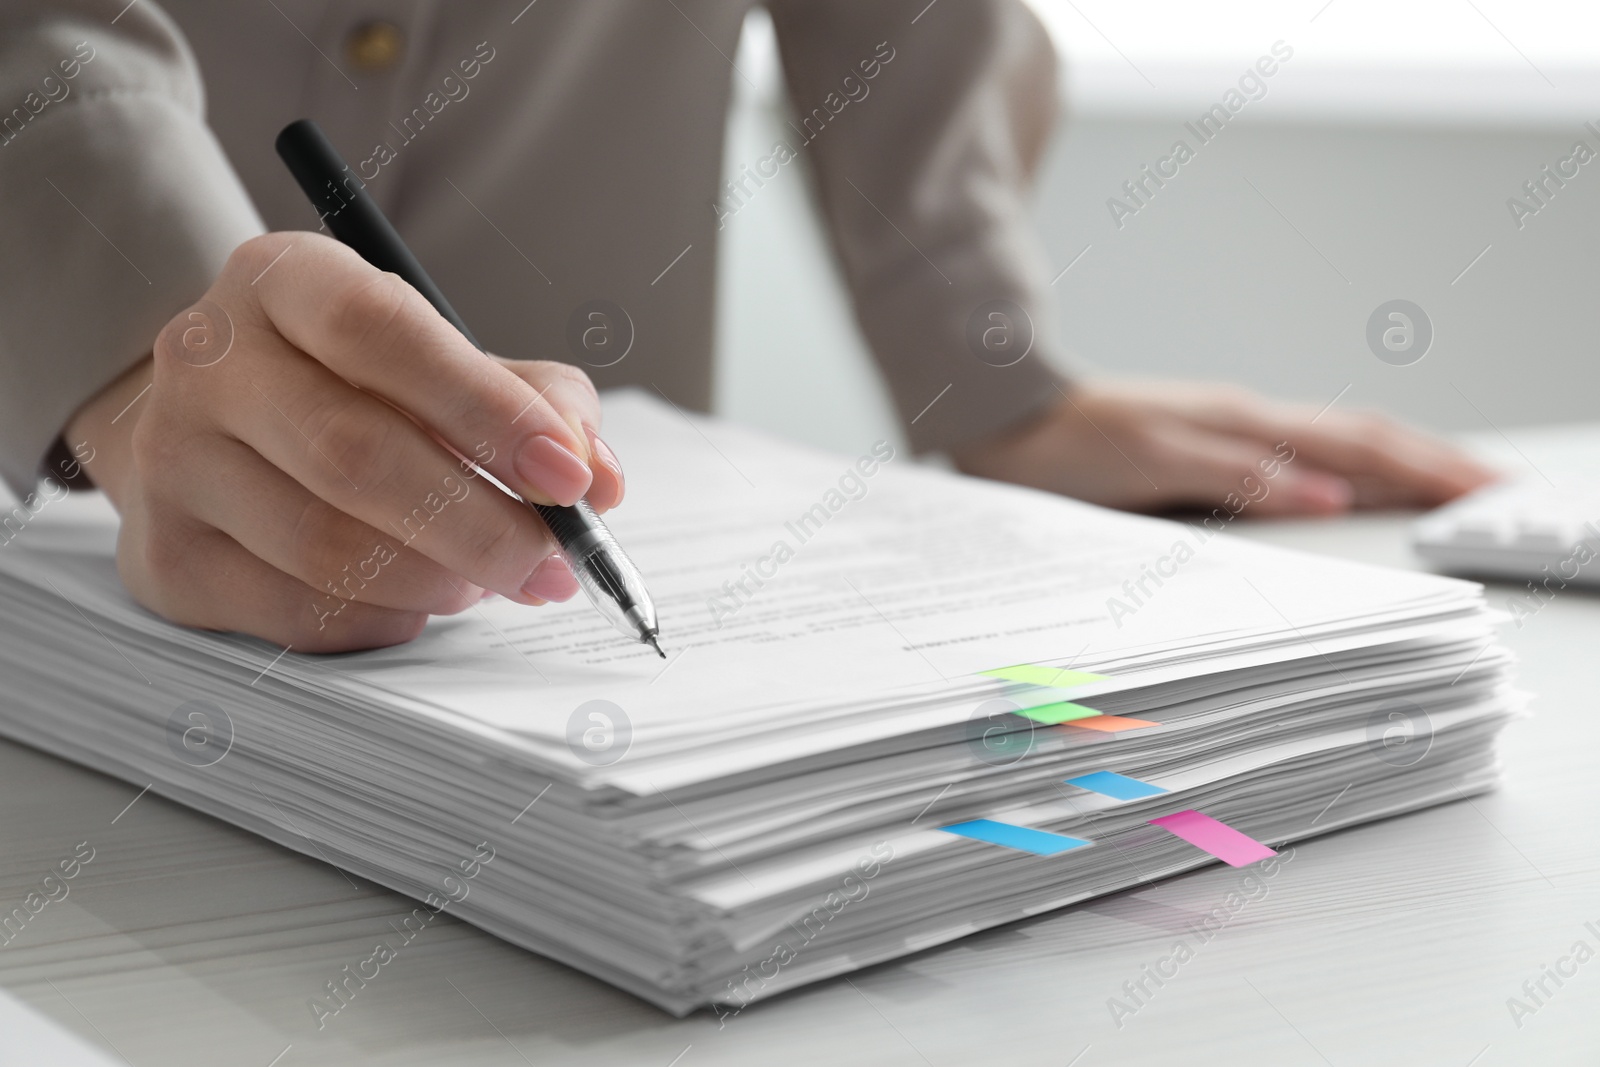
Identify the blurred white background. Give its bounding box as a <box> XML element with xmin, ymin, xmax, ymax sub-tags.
<box><xmin>714</xmin><ymin>1</ymin><xmax>1600</xmax><ymax>457</ymax></box>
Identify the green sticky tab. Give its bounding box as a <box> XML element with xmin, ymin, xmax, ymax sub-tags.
<box><xmin>983</xmin><ymin>665</ymin><xmax>1109</xmax><ymax>689</ymax></box>
<box><xmin>1016</xmin><ymin>701</ymin><xmax>1103</xmax><ymax>725</ymax></box>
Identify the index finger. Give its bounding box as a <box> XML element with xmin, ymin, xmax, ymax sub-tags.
<box><xmin>247</xmin><ymin>233</ymin><xmax>600</xmax><ymax>506</ymax></box>
<box><xmin>1188</xmin><ymin>396</ymin><xmax>1497</xmax><ymax>505</ymax></box>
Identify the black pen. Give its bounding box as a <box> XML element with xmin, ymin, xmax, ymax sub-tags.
<box><xmin>275</xmin><ymin>119</ymin><xmax>664</xmax><ymax>657</ymax></box>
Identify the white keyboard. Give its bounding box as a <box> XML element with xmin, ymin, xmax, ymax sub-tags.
<box><xmin>1413</xmin><ymin>479</ymin><xmax>1600</xmax><ymax>586</ymax></box>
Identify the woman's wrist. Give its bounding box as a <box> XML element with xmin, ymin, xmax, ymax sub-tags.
<box><xmin>61</xmin><ymin>355</ymin><xmax>154</xmax><ymax>509</ymax></box>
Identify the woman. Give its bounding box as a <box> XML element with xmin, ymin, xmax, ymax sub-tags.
<box><xmin>1</xmin><ymin>0</ymin><xmax>1491</xmax><ymax>651</ymax></box>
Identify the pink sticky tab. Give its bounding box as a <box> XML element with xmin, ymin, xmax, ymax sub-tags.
<box><xmin>1148</xmin><ymin>809</ymin><xmax>1277</xmax><ymax>867</ymax></box>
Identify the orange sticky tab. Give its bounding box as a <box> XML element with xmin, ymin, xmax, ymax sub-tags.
<box><xmin>1060</xmin><ymin>715</ymin><xmax>1158</xmax><ymax>733</ymax></box>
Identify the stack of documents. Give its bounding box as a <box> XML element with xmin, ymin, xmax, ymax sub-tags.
<box><xmin>0</xmin><ymin>392</ymin><xmax>1522</xmax><ymax>1015</ymax></box>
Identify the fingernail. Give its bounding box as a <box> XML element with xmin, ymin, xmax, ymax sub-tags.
<box><xmin>585</xmin><ymin>427</ymin><xmax>624</xmax><ymax>492</ymax></box>
<box><xmin>515</xmin><ymin>435</ymin><xmax>592</xmax><ymax>506</ymax></box>
<box><xmin>520</xmin><ymin>554</ymin><xmax>579</xmax><ymax>603</ymax></box>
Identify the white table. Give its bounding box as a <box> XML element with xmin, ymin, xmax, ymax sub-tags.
<box><xmin>0</xmin><ymin>510</ymin><xmax>1595</xmax><ymax>1066</ymax></box>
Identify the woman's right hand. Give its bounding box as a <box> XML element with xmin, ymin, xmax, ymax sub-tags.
<box><xmin>66</xmin><ymin>232</ymin><xmax>625</xmax><ymax>653</ymax></box>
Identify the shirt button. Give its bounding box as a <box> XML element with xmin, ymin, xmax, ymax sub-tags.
<box><xmin>345</xmin><ymin>21</ymin><xmax>405</xmax><ymax>72</ymax></box>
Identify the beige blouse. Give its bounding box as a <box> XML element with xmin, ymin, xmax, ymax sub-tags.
<box><xmin>0</xmin><ymin>0</ymin><xmax>1065</xmax><ymax>495</ymax></box>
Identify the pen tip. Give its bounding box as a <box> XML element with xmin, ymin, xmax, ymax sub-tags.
<box><xmin>647</xmin><ymin>634</ymin><xmax>666</xmax><ymax>659</ymax></box>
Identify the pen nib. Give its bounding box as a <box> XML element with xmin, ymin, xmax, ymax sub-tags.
<box><xmin>646</xmin><ymin>634</ymin><xmax>666</xmax><ymax>659</ymax></box>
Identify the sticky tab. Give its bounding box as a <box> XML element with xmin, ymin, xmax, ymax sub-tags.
<box><xmin>1148</xmin><ymin>810</ymin><xmax>1276</xmax><ymax>867</ymax></box>
<box><xmin>1065</xmin><ymin>771</ymin><xmax>1168</xmax><ymax>800</ymax></box>
<box><xmin>940</xmin><ymin>819</ymin><xmax>1091</xmax><ymax>856</ymax></box>
<box><xmin>1016</xmin><ymin>701</ymin><xmax>1103</xmax><ymax>725</ymax></box>
<box><xmin>983</xmin><ymin>665</ymin><xmax>1108</xmax><ymax>689</ymax></box>
<box><xmin>1061</xmin><ymin>715</ymin><xmax>1158</xmax><ymax>733</ymax></box>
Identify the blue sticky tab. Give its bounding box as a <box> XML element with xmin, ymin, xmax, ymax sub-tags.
<box><xmin>1064</xmin><ymin>770</ymin><xmax>1169</xmax><ymax>801</ymax></box>
<box><xmin>940</xmin><ymin>819</ymin><xmax>1091</xmax><ymax>855</ymax></box>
